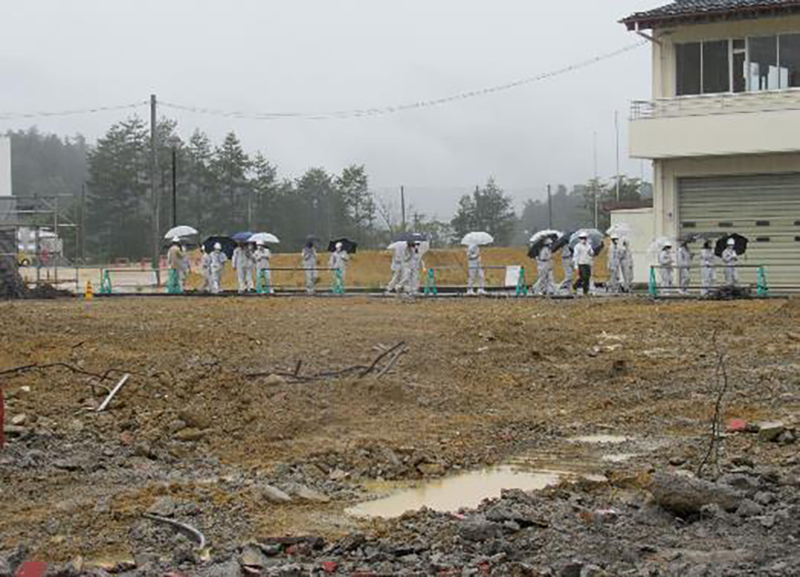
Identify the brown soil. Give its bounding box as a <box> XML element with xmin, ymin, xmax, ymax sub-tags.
<box><xmin>0</xmin><ymin>296</ymin><xmax>798</xmax><ymax>564</ymax></box>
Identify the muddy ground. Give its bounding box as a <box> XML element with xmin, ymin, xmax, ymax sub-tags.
<box><xmin>0</xmin><ymin>295</ymin><xmax>798</xmax><ymax>575</ymax></box>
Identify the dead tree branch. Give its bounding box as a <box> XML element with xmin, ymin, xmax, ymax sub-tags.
<box><xmin>697</xmin><ymin>330</ymin><xmax>730</xmax><ymax>478</ymax></box>
<box><xmin>359</xmin><ymin>342</ymin><xmax>406</xmax><ymax>378</ymax></box>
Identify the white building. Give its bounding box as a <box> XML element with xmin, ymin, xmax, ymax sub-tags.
<box><xmin>623</xmin><ymin>0</ymin><xmax>800</xmax><ymax>289</ymax></box>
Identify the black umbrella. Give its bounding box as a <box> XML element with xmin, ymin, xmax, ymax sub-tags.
<box><xmin>328</xmin><ymin>238</ymin><xmax>358</xmax><ymax>254</ymax></box>
<box><xmin>202</xmin><ymin>236</ymin><xmax>237</xmax><ymax>259</ymax></box>
<box><xmin>393</xmin><ymin>232</ymin><xmax>428</xmax><ymax>244</ymax></box>
<box><xmin>528</xmin><ymin>233</ymin><xmax>560</xmax><ymax>260</ymax></box>
<box><xmin>551</xmin><ymin>231</ymin><xmax>574</xmax><ymax>253</ymax></box>
<box><xmin>715</xmin><ymin>233</ymin><xmax>748</xmax><ymax>258</ymax></box>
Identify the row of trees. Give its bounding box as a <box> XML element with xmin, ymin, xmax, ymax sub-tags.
<box><xmin>6</xmin><ymin>123</ymin><xmax>652</xmax><ymax>262</ymax></box>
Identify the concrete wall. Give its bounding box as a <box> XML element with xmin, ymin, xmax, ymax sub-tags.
<box><xmin>652</xmin><ymin>152</ymin><xmax>800</xmax><ymax>238</ymax></box>
<box><xmin>610</xmin><ymin>208</ymin><xmax>655</xmax><ymax>283</ymax></box>
<box><xmin>0</xmin><ymin>136</ymin><xmax>11</xmax><ymax>198</ymax></box>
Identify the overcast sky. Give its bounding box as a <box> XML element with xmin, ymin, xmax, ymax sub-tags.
<box><xmin>0</xmin><ymin>0</ymin><xmax>657</xmax><ymax>217</ymax></box>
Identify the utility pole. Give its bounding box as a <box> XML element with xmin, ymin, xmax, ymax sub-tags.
<box><xmin>171</xmin><ymin>146</ymin><xmax>178</xmax><ymax>228</ymax></box>
<box><xmin>547</xmin><ymin>184</ymin><xmax>553</xmax><ymax>229</ymax></box>
<box><xmin>400</xmin><ymin>186</ymin><xmax>406</xmax><ymax>231</ymax></box>
<box><xmin>149</xmin><ymin>94</ymin><xmax>161</xmax><ymax>284</ymax></box>
<box><xmin>615</xmin><ymin>110</ymin><xmax>621</xmax><ymax>202</ymax></box>
<box><xmin>80</xmin><ymin>183</ymin><xmax>86</xmax><ymax>264</ymax></box>
<box><xmin>593</xmin><ymin>131</ymin><xmax>599</xmax><ymax>229</ymax></box>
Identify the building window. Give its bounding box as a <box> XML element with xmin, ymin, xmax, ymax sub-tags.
<box><xmin>704</xmin><ymin>40</ymin><xmax>731</xmax><ymax>93</ymax></box>
<box><xmin>749</xmin><ymin>36</ymin><xmax>779</xmax><ymax>91</ymax></box>
<box><xmin>779</xmin><ymin>33</ymin><xmax>800</xmax><ymax>88</ymax></box>
<box><xmin>676</xmin><ymin>42</ymin><xmax>702</xmax><ymax>95</ymax></box>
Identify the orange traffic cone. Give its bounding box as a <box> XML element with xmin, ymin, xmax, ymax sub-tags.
<box><xmin>85</xmin><ymin>280</ymin><xmax>94</xmax><ymax>300</ymax></box>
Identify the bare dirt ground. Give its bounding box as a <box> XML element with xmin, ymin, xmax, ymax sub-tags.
<box><xmin>0</xmin><ymin>296</ymin><xmax>798</xmax><ymax>575</ymax></box>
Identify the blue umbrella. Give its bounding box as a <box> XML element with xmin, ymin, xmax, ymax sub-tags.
<box><xmin>232</xmin><ymin>231</ymin><xmax>254</xmax><ymax>243</ymax></box>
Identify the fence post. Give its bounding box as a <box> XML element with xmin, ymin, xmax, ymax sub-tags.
<box><xmin>757</xmin><ymin>266</ymin><xmax>769</xmax><ymax>297</ymax></box>
<box><xmin>648</xmin><ymin>266</ymin><xmax>659</xmax><ymax>298</ymax></box>
<box><xmin>516</xmin><ymin>267</ymin><xmax>528</xmax><ymax>296</ymax></box>
<box><xmin>424</xmin><ymin>268</ymin><xmax>438</xmax><ymax>296</ymax></box>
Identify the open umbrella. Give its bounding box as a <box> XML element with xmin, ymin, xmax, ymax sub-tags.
<box><xmin>394</xmin><ymin>232</ymin><xmax>428</xmax><ymax>244</ymax></box>
<box><xmin>715</xmin><ymin>233</ymin><xmax>748</xmax><ymax>257</ymax></box>
<box><xmin>232</xmin><ymin>231</ymin><xmax>254</xmax><ymax>243</ymax></box>
<box><xmin>249</xmin><ymin>232</ymin><xmax>280</xmax><ymax>244</ymax></box>
<box><xmin>388</xmin><ymin>240</ymin><xmax>430</xmax><ymax>255</ymax></box>
<box><xmin>328</xmin><ymin>238</ymin><xmax>358</xmax><ymax>254</ymax></box>
<box><xmin>606</xmin><ymin>223</ymin><xmax>632</xmax><ymax>239</ymax></box>
<box><xmin>569</xmin><ymin>229</ymin><xmax>605</xmax><ymax>256</ymax></box>
<box><xmin>461</xmin><ymin>232</ymin><xmax>494</xmax><ymax>246</ymax></box>
<box><xmin>528</xmin><ymin>230</ymin><xmax>561</xmax><ymax>259</ymax></box>
<box><xmin>164</xmin><ymin>225</ymin><xmax>198</xmax><ymax>239</ymax></box>
<box><xmin>551</xmin><ymin>231</ymin><xmax>574</xmax><ymax>253</ymax></box>
<box><xmin>202</xmin><ymin>236</ymin><xmax>236</xmax><ymax>259</ymax></box>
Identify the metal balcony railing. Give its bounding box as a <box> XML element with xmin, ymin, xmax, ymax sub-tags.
<box><xmin>631</xmin><ymin>88</ymin><xmax>800</xmax><ymax>120</ymax></box>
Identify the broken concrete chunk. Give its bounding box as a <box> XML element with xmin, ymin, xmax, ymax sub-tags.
<box><xmin>173</xmin><ymin>427</ymin><xmax>206</xmax><ymax>442</ymax></box>
<box><xmin>264</xmin><ymin>374</ymin><xmax>287</xmax><ymax>386</ymax></box>
<box><xmin>649</xmin><ymin>472</ymin><xmax>742</xmax><ymax>518</ymax></box>
<box><xmin>285</xmin><ymin>483</ymin><xmax>330</xmax><ymax>503</ymax></box>
<box><xmin>258</xmin><ymin>484</ymin><xmax>292</xmax><ymax>503</ymax></box>
<box><xmin>757</xmin><ymin>422</ymin><xmax>785</xmax><ymax>442</ymax></box>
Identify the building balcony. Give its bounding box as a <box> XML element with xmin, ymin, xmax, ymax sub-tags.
<box><xmin>629</xmin><ymin>89</ymin><xmax>800</xmax><ymax>159</ymax></box>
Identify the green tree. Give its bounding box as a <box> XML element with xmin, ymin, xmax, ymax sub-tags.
<box><xmin>336</xmin><ymin>165</ymin><xmax>376</xmax><ymax>243</ymax></box>
<box><xmin>451</xmin><ymin>178</ymin><xmax>517</xmax><ymax>245</ymax></box>
<box><xmin>211</xmin><ymin>132</ymin><xmax>250</xmax><ymax>232</ymax></box>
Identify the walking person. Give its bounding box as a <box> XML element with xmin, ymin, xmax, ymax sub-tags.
<box><xmin>620</xmin><ymin>238</ymin><xmax>634</xmax><ymax>292</ymax></box>
<box><xmin>722</xmin><ymin>238</ymin><xmax>739</xmax><ymax>286</ymax></box>
<box><xmin>386</xmin><ymin>242</ymin><xmax>405</xmax><ymax>294</ymax></box>
<box><xmin>572</xmin><ymin>233</ymin><xmax>594</xmax><ymax>296</ymax></box>
<box><xmin>607</xmin><ymin>235</ymin><xmax>622</xmax><ymax>293</ymax></box>
<box><xmin>560</xmin><ymin>243</ymin><xmax>574</xmax><ymax>293</ymax></box>
<box><xmin>329</xmin><ymin>242</ymin><xmax>350</xmax><ymax>289</ymax></box>
<box><xmin>232</xmin><ymin>243</ymin><xmax>255</xmax><ymax>293</ymax></box>
<box><xmin>301</xmin><ymin>241</ymin><xmax>318</xmax><ymax>295</ymax></box>
<box><xmin>208</xmin><ymin>243</ymin><xmax>227</xmax><ymax>294</ymax></box>
<box><xmin>466</xmin><ymin>244</ymin><xmax>486</xmax><ymax>295</ymax></box>
<box><xmin>700</xmin><ymin>240</ymin><xmax>715</xmax><ymax>295</ymax></box>
<box><xmin>167</xmin><ymin>237</ymin><xmax>186</xmax><ymax>292</ymax></box>
<box><xmin>254</xmin><ymin>241</ymin><xmax>274</xmax><ymax>294</ymax></box>
<box><xmin>658</xmin><ymin>243</ymin><xmax>674</xmax><ymax>290</ymax></box>
<box><xmin>199</xmin><ymin>245</ymin><xmax>211</xmax><ymax>292</ymax></box>
<box><xmin>677</xmin><ymin>240</ymin><xmax>693</xmax><ymax>295</ymax></box>
<box><xmin>533</xmin><ymin>238</ymin><xmax>555</xmax><ymax>295</ymax></box>
<box><xmin>401</xmin><ymin>241</ymin><xmax>424</xmax><ymax>296</ymax></box>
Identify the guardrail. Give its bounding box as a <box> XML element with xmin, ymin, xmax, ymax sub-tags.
<box><xmin>631</xmin><ymin>89</ymin><xmax>800</xmax><ymax>120</ymax></box>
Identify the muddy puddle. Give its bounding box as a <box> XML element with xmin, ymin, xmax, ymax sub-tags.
<box><xmin>348</xmin><ymin>434</ymin><xmax>659</xmax><ymax>519</ymax></box>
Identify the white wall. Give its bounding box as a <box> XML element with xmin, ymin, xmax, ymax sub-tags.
<box><xmin>0</xmin><ymin>136</ymin><xmax>11</xmax><ymax>197</ymax></box>
<box><xmin>610</xmin><ymin>207</ymin><xmax>654</xmax><ymax>284</ymax></box>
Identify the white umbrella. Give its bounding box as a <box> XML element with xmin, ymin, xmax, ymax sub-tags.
<box><xmin>388</xmin><ymin>240</ymin><xmax>430</xmax><ymax>255</ymax></box>
<box><xmin>164</xmin><ymin>225</ymin><xmax>198</xmax><ymax>239</ymax></box>
<box><xmin>529</xmin><ymin>229</ymin><xmax>562</xmax><ymax>245</ymax></box>
<box><xmin>461</xmin><ymin>232</ymin><xmax>494</xmax><ymax>246</ymax></box>
<box><xmin>607</xmin><ymin>223</ymin><xmax>632</xmax><ymax>239</ymax></box>
<box><xmin>249</xmin><ymin>232</ymin><xmax>280</xmax><ymax>244</ymax></box>
<box><xmin>648</xmin><ymin>236</ymin><xmax>675</xmax><ymax>257</ymax></box>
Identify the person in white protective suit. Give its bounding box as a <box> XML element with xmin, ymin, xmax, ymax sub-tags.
<box><xmin>607</xmin><ymin>235</ymin><xmax>622</xmax><ymax>293</ymax></box>
<box><xmin>700</xmin><ymin>240</ymin><xmax>715</xmax><ymax>295</ymax></box>
<box><xmin>254</xmin><ymin>241</ymin><xmax>274</xmax><ymax>294</ymax></box>
<box><xmin>572</xmin><ymin>233</ymin><xmax>594</xmax><ymax>296</ymax></box>
<box><xmin>301</xmin><ymin>241</ymin><xmax>318</xmax><ymax>295</ymax></box>
<box><xmin>401</xmin><ymin>241</ymin><xmax>425</xmax><ymax>296</ymax></box>
<box><xmin>620</xmin><ymin>238</ymin><xmax>634</xmax><ymax>292</ymax></box>
<box><xmin>658</xmin><ymin>243</ymin><xmax>674</xmax><ymax>290</ymax></box>
<box><xmin>208</xmin><ymin>243</ymin><xmax>227</xmax><ymax>294</ymax></box>
<box><xmin>232</xmin><ymin>242</ymin><xmax>255</xmax><ymax>293</ymax></box>
<box><xmin>199</xmin><ymin>245</ymin><xmax>211</xmax><ymax>292</ymax></box>
<box><xmin>677</xmin><ymin>240</ymin><xmax>693</xmax><ymax>295</ymax></box>
<box><xmin>386</xmin><ymin>242</ymin><xmax>405</xmax><ymax>294</ymax></box>
<box><xmin>722</xmin><ymin>238</ymin><xmax>739</xmax><ymax>286</ymax></box>
<box><xmin>466</xmin><ymin>244</ymin><xmax>486</xmax><ymax>295</ymax></box>
<box><xmin>560</xmin><ymin>243</ymin><xmax>574</xmax><ymax>293</ymax></box>
<box><xmin>533</xmin><ymin>238</ymin><xmax>555</xmax><ymax>295</ymax></box>
<box><xmin>329</xmin><ymin>242</ymin><xmax>350</xmax><ymax>288</ymax></box>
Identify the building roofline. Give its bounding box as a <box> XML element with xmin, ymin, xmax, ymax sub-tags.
<box><xmin>621</xmin><ymin>1</ymin><xmax>800</xmax><ymax>31</ymax></box>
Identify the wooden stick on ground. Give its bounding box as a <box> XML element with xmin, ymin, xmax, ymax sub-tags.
<box><xmin>96</xmin><ymin>374</ymin><xmax>130</xmax><ymax>412</ymax></box>
<box><xmin>377</xmin><ymin>347</ymin><xmax>407</xmax><ymax>379</ymax></box>
<box><xmin>143</xmin><ymin>513</ymin><xmax>207</xmax><ymax>550</ymax></box>
<box><xmin>359</xmin><ymin>342</ymin><xmax>406</xmax><ymax>378</ymax></box>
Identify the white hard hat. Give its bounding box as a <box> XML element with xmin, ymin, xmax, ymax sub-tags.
<box><xmin>257</xmin><ymin>240</ymin><xmax>265</xmax><ymax>246</ymax></box>
<box><xmin>214</xmin><ymin>242</ymin><xmax>222</xmax><ymax>250</ymax></box>
<box><xmin>172</xmin><ymin>236</ymin><xmax>181</xmax><ymax>243</ymax></box>
<box><xmin>543</xmin><ymin>238</ymin><xmax>553</xmax><ymax>245</ymax></box>
<box><xmin>610</xmin><ymin>234</ymin><xmax>619</xmax><ymax>241</ymax></box>
<box><xmin>336</xmin><ymin>242</ymin><xmax>343</xmax><ymax>249</ymax></box>
<box><xmin>663</xmin><ymin>242</ymin><xmax>672</xmax><ymax>248</ymax></box>
<box><xmin>727</xmin><ymin>238</ymin><xmax>736</xmax><ymax>246</ymax></box>
<box><xmin>579</xmin><ymin>233</ymin><xmax>588</xmax><ymax>239</ymax></box>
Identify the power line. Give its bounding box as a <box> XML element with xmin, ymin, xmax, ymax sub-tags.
<box><xmin>0</xmin><ymin>101</ymin><xmax>147</xmax><ymax>121</ymax></box>
<box><xmin>161</xmin><ymin>41</ymin><xmax>646</xmax><ymax>122</ymax></box>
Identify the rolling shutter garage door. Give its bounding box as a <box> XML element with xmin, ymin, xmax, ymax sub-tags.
<box><xmin>679</xmin><ymin>174</ymin><xmax>800</xmax><ymax>289</ymax></box>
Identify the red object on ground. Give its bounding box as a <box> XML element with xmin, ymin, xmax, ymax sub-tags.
<box><xmin>322</xmin><ymin>561</ymin><xmax>338</xmax><ymax>573</ymax></box>
<box><xmin>0</xmin><ymin>386</ymin><xmax>5</xmax><ymax>450</ymax></box>
<box><xmin>727</xmin><ymin>418</ymin><xmax>748</xmax><ymax>433</ymax></box>
<box><xmin>16</xmin><ymin>562</ymin><xmax>49</xmax><ymax>577</ymax></box>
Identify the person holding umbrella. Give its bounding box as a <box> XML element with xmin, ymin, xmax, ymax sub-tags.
<box><xmin>677</xmin><ymin>239</ymin><xmax>693</xmax><ymax>295</ymax></box>
<box><xmin>209</xmin><ymin>242</ymin><xmax>227</xmax><ymax>294</ymax></box>
<box><xmin>386</xmin><ymin>242</ymin><xmax>405</xmax><ymax>295</ymax></box>
<box><xmin>301</xmin><ymin>240</ymin><xmax>318</xmax><ymax>295</ymax></box>
<box><xmin>700</xmin><ymin>239</ymin><xmax>715</xmax><ymax>295</ymax></box>
<box><xmin>254</xmin><ymin>241</ymin><xmax>274</xmax><ymax>294</ymax></box>
<box><xmin>466</xmin><ymin>243</ymin><xmax>486</xmax><ymax>295</ymax></box>
<box><xmin>722</xmin><ymin>238</ymin><xmax>739</xmax><ymax>286</ymax></box>
<box><xmin>401</xmin><ymin>241</ymin><xmax>425</xmax><ymax>296</ymax></box>
<box><xmin>166</xmin><ymin>237</ymin><xmax>186</xmax><ymax>292</ymax></box>
<box><xmin>329</xmin><ymin>242</ymin><xmax>350</xmax><ymax>289</ymax></box>
<box><xmin>560</xmin><ymin>243</ymin><xmax>574</xmax><ymax>293</ymax></box>
<box><xmin>232</xmin><ymin>242</ymin><xmax>255</xmax><ymax>293</ymax></box>
<box><xmin>658</xmin><ymin>242</ymin><xmax>674</xmax><ymax>290</ymax></box>
<box><xmin>533</xmin><ymin>238</ymin><xmax>555</xmax><ymax>295</ymax></box>
<box><xmin>572</xmin><ymin>233</ymin><xmax>594</xmax><ymax>296</ymax></box>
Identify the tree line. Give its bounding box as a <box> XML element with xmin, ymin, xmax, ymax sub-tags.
<box><xmin>6</xmin><ymin>122</ymin><xmax>651</xmax><ymax>262</ymax></box>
